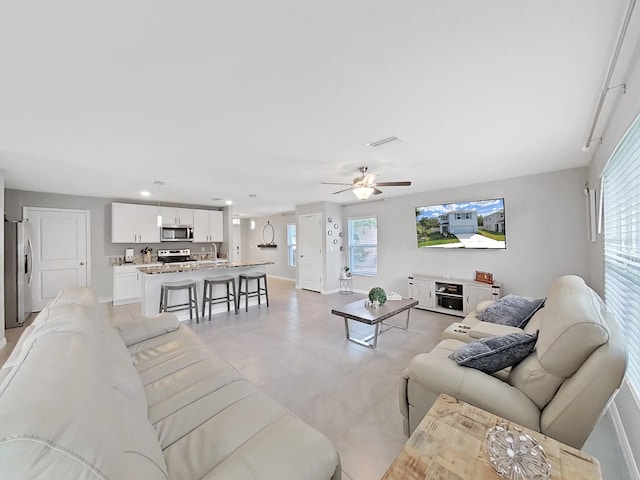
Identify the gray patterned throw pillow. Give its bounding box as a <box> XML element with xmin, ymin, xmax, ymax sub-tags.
<box><xmin>449</xmin><ymin>332</ymin><xmax>538</xmax><ymax>373</ymax></box>
<box><xmin>477</xmin><ymin>295</ymin><xmax>545</xmax><ymax>329</ymax></box>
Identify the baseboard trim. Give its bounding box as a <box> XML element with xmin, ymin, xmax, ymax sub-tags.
<box><xmin>266</xmin><ymin>274</ymin><xmax>295</xmax><ymax>282</ymax></box>
<box><xmin>99</xmin><ymin>297</ymin><xmax>113</xmax><ymax>304</ymax></box>
<box><xmin>611</xmin><ymin>382</ymin><xmax>640</xmax><ymax>480</ymax></box>
<box><xmin>0</xmin><ymin>337</ymin><xmax>6</xmax><ymax>351</ymax></box>
<box><xmin>323</xmin><ymin>289</ymin><xmax>340</xmax><ymax>295</ymax></box>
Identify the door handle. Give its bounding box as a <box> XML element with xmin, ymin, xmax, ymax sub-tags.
<box><xmin>80</xmin><ymin>262</ymin><xmax>85</xmax><ymax>266</ymax></box>
<box><xmin>26</xmin><ymin>237</ymin><xmax>34</xmax><ymax>287</ymax></box>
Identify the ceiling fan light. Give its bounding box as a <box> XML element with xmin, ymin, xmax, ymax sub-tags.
<box><xmin>353</xmin><ymin>186</ymin><xmax>374</xmax><ymax>200</ymax></box>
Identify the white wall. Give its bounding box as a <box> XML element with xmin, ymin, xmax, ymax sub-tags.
<box><xmin>325</xmin><ymin>203</ymin><xmax>343</xmax><ymax>292</ymax></box>
<box><xmin>0</xmin><ymin>171</ymin><xmax>5</xmax><ymax>349</ymax></box>
<box><xmin>586</xmin><ymin>72</ymin><xmax>640</xmax><ymax>296</ymax></box>
<box><xmin>244</xmin><ymin>213</ymin><xmax>296</xmax><ymax>279</ymax></box>
<box><xmin>342</xmin><ymin>167</ymin><xmax>590</xmax><ymax>298</ymax></box>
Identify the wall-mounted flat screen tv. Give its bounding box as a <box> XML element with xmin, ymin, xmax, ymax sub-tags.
<box><xmin>415</xmin><ymin>198</ymin><xmax>506</xmax><ymax>249</ymax></box>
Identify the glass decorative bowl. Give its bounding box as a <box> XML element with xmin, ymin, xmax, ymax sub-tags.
<box><xmin>485</xmin><ymin>424</ymin><xmax>551</xmax><ymax>480</ymax></box>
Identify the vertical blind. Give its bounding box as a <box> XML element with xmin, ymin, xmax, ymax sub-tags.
<box><xmin>603</xmin><ymin>115</ymin><xmax>640</xmax><ymax>395</ymax></box>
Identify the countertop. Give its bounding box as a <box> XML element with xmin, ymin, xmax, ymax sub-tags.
<box><xmin>137</xmin><ymin>260</ymin><xmax>273</xmax><ymax>275</ymax></box>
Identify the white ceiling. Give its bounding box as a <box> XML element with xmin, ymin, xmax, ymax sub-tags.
<box><xmin>0</xmin><ymin>1</ymin><xmax>637</xmax><ymax>217</ymax></box>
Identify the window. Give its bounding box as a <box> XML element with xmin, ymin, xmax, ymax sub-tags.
<box><xmin>287</xmin><ymin>224</ymin><xmax>296</xmax><ymax>266</ymax></box>
<box><xmin>348</xmin><ymin>216</ymin><xmax>377</xmax><ymax>276</ymax></box>
<box><xmin>603</xmin><ymin>115</ymin><xmax>640</xmax><ymax>395</ymax></box>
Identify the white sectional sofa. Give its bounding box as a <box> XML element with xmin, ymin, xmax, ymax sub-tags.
<box><xmin>0</xmin><ymin>287</ymin><xmax>341</xmax><ymax>479</ymax></box>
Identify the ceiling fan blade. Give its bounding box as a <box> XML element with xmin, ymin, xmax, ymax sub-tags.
<box><xmin>375</xmin><ymin>181</ymin><xmax>411</xmax><ymax>187</ymax></box>
<box><xmin>372</xmin><ymin>188</ymin><xmax>383</xmax><ymax>195</ymax></box>
<box><xmin>322</xmin><ymin>182</ymin><xmax>353</xmax><ymax>186</ymax></box>
<box><xmin>332</xmin><ymin>187</ymin><xmax>354</xmax><ymax>194</ymax></box>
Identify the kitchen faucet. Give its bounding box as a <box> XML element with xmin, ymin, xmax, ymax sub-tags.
<box><xmin>211</xmin><ymin>243</ymin><xmax>218</xmax><ymax>261</ymax></box>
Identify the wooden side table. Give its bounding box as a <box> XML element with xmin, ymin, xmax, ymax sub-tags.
<box><xmin>381</xmin><ymin>394</ymin><xmax>602</xmax><ymax>480</ymax></box>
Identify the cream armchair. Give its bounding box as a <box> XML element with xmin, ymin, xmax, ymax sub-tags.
<box><xmin>399</xmin><ymin>275</ymin><xmax>626</xmax><ymax>449</ymax></box>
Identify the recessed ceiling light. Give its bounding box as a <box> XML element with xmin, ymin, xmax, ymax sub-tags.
<box><xmin>225</xmin><ymin>200</ymin><xmax>233</xmax><ymax>205</ymax></box>
<box><xmin>140</xmin><ymin>191</ymin><xmax>150</xmax><ymax>197</ymax></box>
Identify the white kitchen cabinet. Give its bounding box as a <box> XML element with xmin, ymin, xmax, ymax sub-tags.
<box><xmin>138</xmin><ymin>205</ymin><xmax>161</xmax><ymax>243</ymax></box>
<box><xmin>112</xmin><ymin>203</ymin><xmax>161</xmax><ymax>244</ymax></box>
<box><xmin>112</xmin><ymin>203</ymin><xmax>138</xmax><ymax>243</ymax></box>
<box><xmin>210</xmin><ymin>210</ymin><xmax>223</xmax><ymax>242</ymax></box>
<box><xmin>113</xmin><ymin>263</ymin><xmax>161</xmax><ymax>306</ymax></box>
<box><xmin>193</xmin><ymin>209</ymin><xmax>223</xmax><ymax>243</ymax></box>
<box><xmin>160</xmin><ymin>207</ymin><xmax>193</xmax><ymax>226</ymax></box>
<box><xmin>409</xmin><ymin>274</ymin><xmax>501</xmax><ymax>317</ymax></box>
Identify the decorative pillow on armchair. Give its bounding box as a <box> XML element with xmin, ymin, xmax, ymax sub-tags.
<box><xmin>449</xmin><ymin>332</ymin><xmax>538</xmax><ymax>373</ymax></box>
<box><xmin>477</xmin><ymin>294</ymin><xmax>545</xmax><ymax>329</ymax></box>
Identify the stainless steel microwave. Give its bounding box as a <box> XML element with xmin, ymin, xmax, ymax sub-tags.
<box><xmin>161</xmin><ymin>225</ymin><xmax>193</xmax><ymax>242</ymax></box>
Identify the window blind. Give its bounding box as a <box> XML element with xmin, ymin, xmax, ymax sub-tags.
<box><xmin>348</xmin><ymin>216</ymin><xmax>378</xmax><ymax>276</ymax></box>
<box><xmin>603</xmin><ymin>115</ymin><xmax>640</xmax><ymax>395</ymax></box>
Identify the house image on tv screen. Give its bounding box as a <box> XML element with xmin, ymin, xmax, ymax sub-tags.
<box><xmin>483</xmin><ymin>208</ymin><xmax>505</xmax><ymax>233</ymax></box>
<box><xmin>415</xmin><ymin>198</ymin><xmax>506</xmax><ymax>249</ymax></box>
<box><xmin>439</xmin><ymin>210</ymin><xmax>478</xmax><ymax>235</ymax></box>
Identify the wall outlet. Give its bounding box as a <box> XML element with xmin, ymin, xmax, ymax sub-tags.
<box><xmin>201</xmin><ymin>247</ymin><xmax>205</xmax><ymax>252</ymax></box>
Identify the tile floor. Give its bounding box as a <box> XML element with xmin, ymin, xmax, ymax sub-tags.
<box><xmin>1</xmin><ymin>277</ymin><xmax>632</xmax><ymax>480</ymax></box>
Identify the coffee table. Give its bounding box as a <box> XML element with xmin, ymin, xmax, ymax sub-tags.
<box><xmin>382</xmin><ymin>394</ymin><xmax>602</xmax><ymax>480</ymax></box>
<box><xmin>331</xmin><ymin>298</ymin><xmax>418</xmax><ymax>348</ymax></box>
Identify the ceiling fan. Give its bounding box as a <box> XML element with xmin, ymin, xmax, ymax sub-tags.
<box><xmin>322</xmin><ymin>166</ymin><xmax>412</xmax><ymax>200</ymax></box>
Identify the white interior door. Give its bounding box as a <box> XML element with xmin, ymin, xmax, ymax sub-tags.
<box><xmin>24</xmin><ymin>207</ymin><xmax>90</xmax><ymax>312</ymax></box>
<box><xmin>232</xmin><ymin>223</ymin><xmax>242</xmax><ymax>262</ymax></box>
<box><xmin>298</xmin><ymin>213</ymin><xmax>323</xmax><ymax>292</ymax></box>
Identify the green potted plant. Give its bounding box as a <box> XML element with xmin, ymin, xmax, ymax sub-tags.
<box><xmin>368</xmin><ymin>287</ymin><xmax>387</xmax><ymax>305</ymax></box>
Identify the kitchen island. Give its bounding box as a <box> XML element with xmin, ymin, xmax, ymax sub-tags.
<box><xmin>138</xmin><ymin>260</ymin><xmax>273</xmax><ymax>320</ymax></box>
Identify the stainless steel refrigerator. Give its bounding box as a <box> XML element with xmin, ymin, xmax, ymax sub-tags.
<box><xmin>4</xmin><ymin>221</ymin><xmax>32</xmax><ymax>328</ymax></box>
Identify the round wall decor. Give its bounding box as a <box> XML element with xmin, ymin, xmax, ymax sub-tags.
<box><xmin>257</xmin><ymin>221</ymin><xmax>276</xmax><ymax>248</ymax></box>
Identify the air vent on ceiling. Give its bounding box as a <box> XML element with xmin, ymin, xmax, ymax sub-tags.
<box><xmin>366</xmin><ymin>136</ymin><xmax>401</xmax><ymax>148</ymax></box>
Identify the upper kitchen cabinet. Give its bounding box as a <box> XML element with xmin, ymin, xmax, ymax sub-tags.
<box><xmin>112</xmin><ymin>203</ymin><xmax>160</xmax><ymax>243</ymax></box>
<box><xmin>160</xmin><ymin>207</ymin><xmax>193</xmax><ymax>226</ymax></box>
<box><xmin>193</xmin><ymin>209</ymin><xmax>224</xmax><ymax>243</ymax></box>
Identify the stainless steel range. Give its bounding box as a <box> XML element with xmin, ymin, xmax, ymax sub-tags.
<box><xmin>157</xmin><ymin>249</ymin><xmax>195</xmax><ymax>264</ymax></box>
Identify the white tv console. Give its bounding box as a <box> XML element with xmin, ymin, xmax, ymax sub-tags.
<box><xmin>408</xmin><ymin>274</ymin><xmax>501</xmax><ymax>317</ymax></box>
